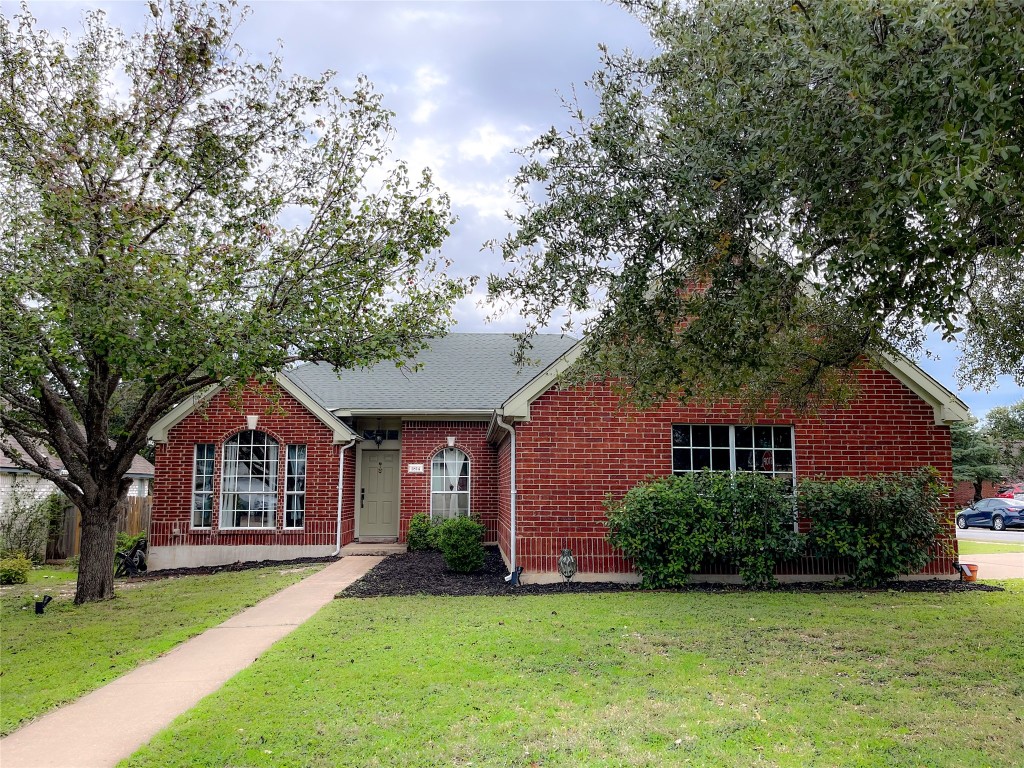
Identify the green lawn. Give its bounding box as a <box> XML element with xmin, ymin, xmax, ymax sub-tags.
<box><xmin>0</xmin><ymin>564</ymin><xmax>323</xmax><ymax>735</ymax></box>
<box><xmin>125</xmin><ymin>585</ymin><xmax>1024</xmax><ymax>768</ymax></box>
<box><xmin>957</xmin><ymin>540</ymin><xmax>1024</xmax><ymax>555</ymax></box>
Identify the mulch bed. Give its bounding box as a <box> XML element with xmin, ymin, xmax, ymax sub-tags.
<box><xmin>340</xmin><ymin>547</ymin><xmax>1003</xmax><ymax>597</ymax></box>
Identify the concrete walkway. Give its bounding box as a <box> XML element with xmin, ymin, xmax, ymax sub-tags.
<box><xmin>0</xmin><ymin>556</ymin><xmax>381</xmax><ymax>768</ymax></box>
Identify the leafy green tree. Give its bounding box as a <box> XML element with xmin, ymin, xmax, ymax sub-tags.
<box><xmin>0</xmin><ymin>2</ymin><xmax>468</xmax><ymax>603</ymax></box>
<box><xmin>985</xmin><ymin>399</ymin><xmax>1024</xmax><ymax>479</ymax></box>
<box><xmin>951</xmin><ymin>421</ymin><xmax>1006</xmax><ymax>502</ymax></box>
<box><xmin>489</xmin><ymin>0</ymin><xmax>1023</xmax><ymax>409</ymax></box>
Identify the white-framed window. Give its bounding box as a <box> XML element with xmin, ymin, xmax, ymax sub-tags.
<box><xmin>191</xmin><ymin>444</ymin><xmax>215</xmax><ymax>528</ymax></box>
<box><xmin>672</xmin><ymin>425</ymin><xmax>796</xmax><ymax>488</ymax></box>
<box><xmin>285</xmin><ymin>444</ymin><xmax>306</xmax><ymax>529</ymax></box>
<box><xmin>431</xmin><ymin>447</ymin><xmax>470</xmax><ymax>519</ymax></box>
<box><xmin>221</xmin><ymin>430</ymin><xmax>279</xmax><ymax>529</ymax></box>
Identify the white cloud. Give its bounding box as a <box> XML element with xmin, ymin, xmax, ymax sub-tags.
<box><xmin>414</xmin><ymin>65</ymin><xmax>448</xmax><ymax>93</ymax></box>
<box><xmin>408</xmin><ymin>66</ymin><xmax>447</xmax><ymax>124</ymax></box>
<box><xmin>411</xmin><ymin>99</ymin><xmax>439</xmax><ymax>124</ymax></box>
<box><xmin>457</xmin><ymin>124</ymin><xmax>522</xmax><ymax>164</ymax></box>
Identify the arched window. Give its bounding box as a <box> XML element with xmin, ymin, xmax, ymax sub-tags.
<box><xmin>221</xmin><ymin>430</ymin><xmax>279</xmax><ymax>528</ymax></box>
<box><xmin>431</xmin><ymin>447</ymin><xmax>470</xmax><ymax>519</ymax></box>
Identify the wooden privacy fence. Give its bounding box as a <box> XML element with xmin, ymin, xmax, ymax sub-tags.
<box><xmin>46</xmin><ymin>496</ymin><xmax>152</xmax><ymax>561</ymax></box>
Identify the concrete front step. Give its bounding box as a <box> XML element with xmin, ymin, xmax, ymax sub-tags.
<box><xmin>341</xmin><ymin>542</ymin><xmax>407</xmax><ymax>556</ymax></box>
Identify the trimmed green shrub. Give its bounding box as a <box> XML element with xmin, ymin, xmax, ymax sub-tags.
<box><xmin>605</xmin><ymin>471</ymin><xmax>801</xmax><ymax>587</ymax></box>
<box><xmin>711</xmin><ymin>472</ymin><xmax>803</xmax><ymax>586</ymax></box>
<box><xmin>406</xmin><ymin>513</ymin><xmax>432</xmax><ymax>552</ymax></box>
<box><xmin>427</xmin><ymin>517</ymin><xmax>447</xmax><ymax>550</ymax></box>
<box><xmin>0</xmin><ymin>553</ymin><xmax>32</xmax><ymax>585</ymax></box>
<box><xmin>437</xmin><ymin>516</ymin><xmax>486</xmax><ymax>573</ymax></box>
<box><xmin>798</xmin><ymin>467</ymin><xmax>945</xmax><ymax>587</ymax></box>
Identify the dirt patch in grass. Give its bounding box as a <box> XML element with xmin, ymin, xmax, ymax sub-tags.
<box><xmin>131</xmin><ymin>556</ymin><xmax>338</xmax><ymax>581</ymax></box>
<box><xmin>340</xmin><ymin>548</ymin><xmax>1003</xmax><ymax>597</ymax></box>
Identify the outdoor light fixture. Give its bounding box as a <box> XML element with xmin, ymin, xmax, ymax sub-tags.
<box><xmin>246</xmin><ymin>415</ymin><xmax>259</xmax><ymax>430</ymax></box>
<box><xmin>558</xmin><ymin>548</ymin><xmax>577</xmax><ymax>582</ymax></box>
<box><xmin>446</xmin><ymin>436</ymin><xmax>456</xmax><ymax>448</ymax></box>
<box><xmin>373</xmin><ymin>419</ymin><xmax>385</xmax><ymax>448</ymax></box>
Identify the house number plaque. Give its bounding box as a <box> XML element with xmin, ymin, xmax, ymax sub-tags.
<box><xmin>407</xmin><ymin>463</ymin><xmax>424</xmax><ymax>474</ymax></box>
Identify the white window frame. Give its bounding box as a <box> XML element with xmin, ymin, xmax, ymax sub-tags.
<box><xmin>220</xmin><ymin>430</ymin><xmax>279</xmax><ymax>529</ymax></box>
<box><xmin>430</xmin><ymin>447</ymin><xmax>471</xmax><ymax>520</ymax></box>
<box><xmin>191</xmin><ymin>444</ymin><xmax>215</xmax><ymax>529</ymax></box>
<box><xmin>284</xmin><ymin>444</ymin><xmax>307</xmax><ymax>530</ymax></box>
<box><xmin>671</xmin><ymin>424</ymin><xmax>796</xmax><ymax>485</ymax></box>
<box><xmin>671</xmin><ymin>424</ymin><xmax>798</xmax><ymax>530</ymax></box>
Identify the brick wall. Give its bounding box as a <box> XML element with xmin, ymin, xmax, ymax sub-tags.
<box><xmin>510</xmin><ymin>366</ymin><xmax>957</xmax><ymax>578</ymax></box>
<box><xmin>398</xmin><ymin>421</ymin><xmax>499</xmax><ymax>543</ymax></box>
<box><xmin>151</xmin><ymin>381</ymin><xmax>350</xmax><ymax>551</ymax></box>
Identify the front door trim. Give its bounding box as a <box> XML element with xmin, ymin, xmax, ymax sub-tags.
<box><xmin>355</xmin><ymin>447</ymin><xmax>401</xmax><ymax>539</ymax></box>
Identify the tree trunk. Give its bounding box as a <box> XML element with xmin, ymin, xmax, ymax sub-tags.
<box><xmin>74</xmin><ymin>504</ymin><xmax>120</xmax><ymax>604</ymax></box>
<box><xmin>973</xmin><ymin>480</ymin><xmax>984</xmax><ymax>503</ymax></box>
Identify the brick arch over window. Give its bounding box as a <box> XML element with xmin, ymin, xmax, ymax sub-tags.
<box><xmin>430</xmin><ymin>445</ymin><xmax>471</xmax><ymax>520</ymax></box>
<box><xmin>220</xmin><ymin>430</ymin><xmax>280</xmax><ymax>529</ymax></box>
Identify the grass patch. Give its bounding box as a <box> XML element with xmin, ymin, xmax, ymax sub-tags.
<box><xmin>23</xmin><ymin>564</ymin><xmax>78</xmax><ymax>587</ymax></box>
<box><xmin>957</xmin><ymin>540</ymin><xmax>1024</xmax><ymax>555</ymax></box>
<box><xmin>125</xmin><ymin>586</ymin><xmax>1024</xmax><ymax>768</ymax></box>
<box><xmin>0</xmin><ymin>564</ymin><xmax>323</xmax><ymax>735</ymax></box>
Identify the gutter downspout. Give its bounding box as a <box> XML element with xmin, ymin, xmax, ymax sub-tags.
<box><xmin>493</xmin><ymin>416</ymin><xmax>520</xmax><ymax>585</ymax></box>
<box><xmin>332</xmin><ymin>437</ymin><xmax>357</xmax><ymax>557</ymax></box>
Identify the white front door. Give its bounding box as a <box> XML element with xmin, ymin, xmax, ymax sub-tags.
<box><xmin>359</xmin><ymin>450</ymin><xmax>399</xmax><ymax>538</ymax></box>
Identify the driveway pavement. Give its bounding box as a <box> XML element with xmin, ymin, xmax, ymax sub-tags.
<box><xmin>960</xmin><ymin>552</ymin><xmax>1024</xmax><ymax>580</ymax></box>
<box><xmin>0</xmin><ymin>556</ymin><xmax>381</xmax><ymax>768</ymax></box>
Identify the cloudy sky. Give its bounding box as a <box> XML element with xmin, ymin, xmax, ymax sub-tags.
<box><xmin>25</xmin><ymin>1</ymin><xmax>1021</xmax><ymax>420</ymax></box>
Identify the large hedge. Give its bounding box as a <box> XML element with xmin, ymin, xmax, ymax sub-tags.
<box><xmin>605</xmin><ymin>472</ymin><xmax>801</xmax><ymax>587</ymax></box>
<box><xmin>798</xmin><ymin>468</ymin><xmax>945</xmax><ymax>587</ymax></box>
<box><xmin>606</xmin><ymin>469</ymin><xmax>946</xmax><ymax>588</ymax></box>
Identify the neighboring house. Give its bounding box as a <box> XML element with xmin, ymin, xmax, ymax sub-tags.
<box><xmin>147</xmin><ymin>333</ymin><xmax>970</xmax><ymax>580</ymax></box>
<box><xmin>0</xmin><ymin>445</ymin><xmax>154</xmax><ymax>518</ymax></box>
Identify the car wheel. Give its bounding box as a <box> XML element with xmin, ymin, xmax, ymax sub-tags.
<box><xmin>956</xmin><ymin>515</ymin><xmax>968</xmax><ymax>529</ymax></box>
<box><xmin>993</xmin><ymin>515</ymin><xmax>1005</xmax><ymax>532</ymax></box>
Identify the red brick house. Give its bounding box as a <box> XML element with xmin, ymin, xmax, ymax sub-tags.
<box><xmin>148</xmin><ymin>333</ymin><xmax>969</xmax><ymax>580</ymax></box>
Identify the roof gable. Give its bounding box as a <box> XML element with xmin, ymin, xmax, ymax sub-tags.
<box><xmin>500</xmin><ymin>342</ymin><xmax>970</xmax><ymax>426</ymax></box>
<box><xmin>148</xmin><ymin>373</ymin><xmax>357</xmax><ymax>444</ymax></box>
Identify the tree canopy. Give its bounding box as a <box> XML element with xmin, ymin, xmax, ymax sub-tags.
<box><xmin>0</xmin><ymin>1</ymin><xmax>468</xmax><ymax>601</ymax></box>
<box><xmin>951</xmin><ymin>420</ymin><xmax>1007</xmax><ymax>502</ymax></box>
<box><xmin>984</xmin><ymin>399</ymin><xmax>1024</xmax><ymax>479</ymax></box>
<box><xmin>489</xmin><ymin>0</ymin><xmax>1023</xmax><ymax>409</ymax></box>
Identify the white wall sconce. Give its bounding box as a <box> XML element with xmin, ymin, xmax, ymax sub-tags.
<box><xmin>246</xmin><ymin>415</ymin><xmax>259</xmax><ymax>430</ymax></box>
<box><xmin>446</xmin><ymin>436</ymin><xmax>456</xmax><ymax>448</ymax></box>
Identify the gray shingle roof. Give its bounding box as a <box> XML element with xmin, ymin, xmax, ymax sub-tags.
<box><xmin>285</xmin><ymin>333</ymin><xmax>579</xmax><ymax>412</ymax></box>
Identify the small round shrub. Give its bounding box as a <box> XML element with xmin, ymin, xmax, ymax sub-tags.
<box><xmin>0</xmin><ymin>553</ymin><xmax>33</xmax><ymax>585</ymax></box>
<box><xmin>427</xmin><ymin>517</ymin><xmax>448</xmax><ymax>550</ymax></box>
<box><xmin>437</xmin><ymin>516</ymin><xmax>485</xmax><ymax>573</ymax></box>
<box><xmin>406</xmin><ymin>513</ymin><xmax>432</xmax><ymax>551</ymax></box>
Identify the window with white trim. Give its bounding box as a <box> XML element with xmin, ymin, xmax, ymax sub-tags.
<box><xmin>672</xmin><ymin>425</ymin><xmax>795</xmax><ymax>487</ymax></box>
<box><xmin>221</xmin><ymin>430</ymin><xmax>279</xmax><ymax>528</ymax></box>
<box><xmin>191</xmin><ymin>444</ymin><xmax>215</xmax><ymax>528</ymax></box>
<box><xmin>285</xmin><ymin>445</ymin><xmax>306</xmax><ymax>529</ymax></box>
<box><xmin>431</xmin><ymin>447</ymin><xmax>470</xmax><ymax>519</ymax></box>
